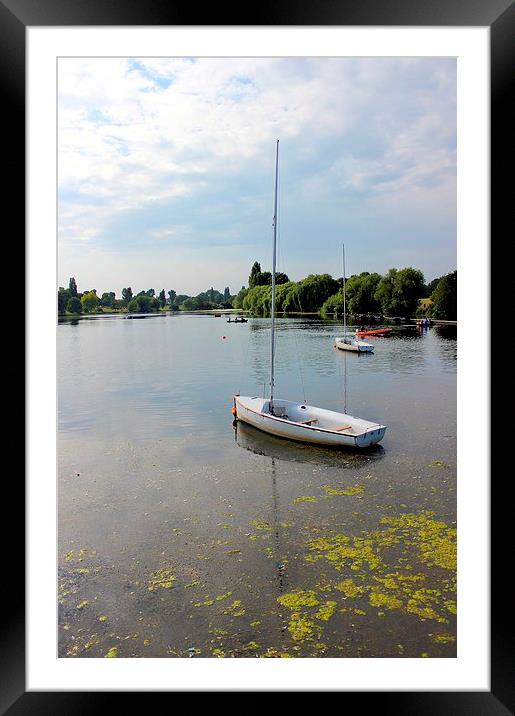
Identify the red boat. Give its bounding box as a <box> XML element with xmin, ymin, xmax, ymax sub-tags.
<box><xmin>354</xmin><ymin>327</ymin><xmax>393</xmax><ymax>337</ymax></box>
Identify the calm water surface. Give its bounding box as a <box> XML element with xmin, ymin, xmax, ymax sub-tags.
<box><xmin>58</xmin><ymin>314</ymin><xmax>457</xmax><ymax>658</ymax></box>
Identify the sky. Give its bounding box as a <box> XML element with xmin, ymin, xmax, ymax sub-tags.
<box><xmin>58</xmin><ymin>57</ymin><xmax>456</xmax><ymax>297</ymax></box>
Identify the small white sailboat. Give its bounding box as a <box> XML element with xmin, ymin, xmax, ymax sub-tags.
<box><xmin>334</xmin><ymin>244</ymin><xmax>374</xmax><ymax>353</ymax></box>
<box><xmin>233</xmin><ymin>141</ymin><xmax>386</xmax><ymax>449</ymax></box>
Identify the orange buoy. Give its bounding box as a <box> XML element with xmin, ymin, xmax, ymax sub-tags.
<box><xmin>231</xmin><ymin>406</ymin><xmax>237</xmax><ymax>417</ymax></box>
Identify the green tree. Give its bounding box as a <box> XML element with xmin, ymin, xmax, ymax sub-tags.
<box><xmin>58</xmin><ymin>287</ymin><xmax>72</xmax><ymax>313</ymax></box>
<box><xmin>66</xmin><ymin>296</ymin><xmax>82</xmax><ymax>314</ymax></box>
<box><xmin>374</xmin><ymin>267</ymin><xmax>425</xmax><ymax>317</ymax></box>
<box><xmin>81</xmin><ymin>291</ymin><xmax>100</xmax><ymax>313</ymax></box>
<box><xmin>320</xmin><ymin>292</ymin><xmax>345</xmax><ymax>317</ymax></box>
<box><xmin>158</xmin><ymin>289</ymin><xmax>166</xmax><ymax>308</ymax></box>
<box><xmin>121</xmin><ymin>287</ymin><xmax>133</xmax><ymax>305</ymax></box>
<box><xmin>100</xmin><ymin>291</ymin><xmax>116</xmax><ymax>308</ymax></box>
<box><xmin>167</xmin><ymin>289</ymin><xmax>177</xmax><ymax>306</ymax></box>
<box><xmin>243</xmin><ymin>285</ymin><xmax>271</xmax><ymax>315</ymax></box>
<box><xmin>428</xmin><ymin>271</ymin><xmax>457</xmax><ymax>320</ymax></box>
<box><xmin>282</xmin><ymin>274</ymin><xmax>340</xmax><ymax>313</ymax></box>
<box><xmin>69</xmin><ymin>277</ymin><xmax>77</xmax><ymax>297</ymax></box>
<box><xmin>232</xmin><ymin>287</ymin><xmax>249</xmax><ymax>309</ymax></box>
<box><xmin>128</xmin><ymin>294</ymin><xmax>153</xmax><ymax>313</ymax></box>
<box><xmin>425</xmin><ymin>277</ymin><xmax>441</xmax><ymax>298</ymax></box>
<box><xmin>249</xmin><ymin>262</ymin><xmax>262</xmax><ymax>288</ymax></box>
<box><xmin>345</xmin><ymin>272</ymin><xmax>382</xmax><ymax>314</ymax></box>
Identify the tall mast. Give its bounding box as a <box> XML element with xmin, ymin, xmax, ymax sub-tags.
<box><xmin>270</xmin><ymin>139</ymin><xmax>279</xmax><ymax>408</ymax></box>
<box><xmin>342</xmin><ymin>243</ymin><xmax>346</xmax><ymax>340</ymax></box>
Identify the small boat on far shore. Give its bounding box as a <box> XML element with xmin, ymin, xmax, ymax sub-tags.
<box><xmin>227</xmin><ymin>317</ymin><xmax>248</xmax><ymax>323</ymax></box>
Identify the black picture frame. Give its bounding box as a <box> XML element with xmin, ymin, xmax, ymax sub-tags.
<box><xmin>6</xmin><ymin>0</ymin><xmax>509</xmax><ymax>711</ymax></box>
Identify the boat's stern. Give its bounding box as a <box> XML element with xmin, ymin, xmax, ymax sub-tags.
<box><xmin>355</xmin><ymin>424</ymin><xmax>387</xmax><ymax>447</ymax></box>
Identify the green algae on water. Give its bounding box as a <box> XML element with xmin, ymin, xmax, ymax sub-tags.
<box><xmin>293</xmin><ymin>496</ymin><xmax>318</xmax><ymax>504</ymax></box>
<box><xmin>432</xmin><ymin>633</ymin><xmax>456</xmax><ymax>644</ymax></box>
<box><xmin>322</xmin><ymin>485</ymin><xmax>365</xmax><ymax>496</ymax></box>
<box><xmin>147</xmin><ymin>567</ymin><xmax>176</xmax><ymax>591</ymax></box>
<box><xmin>105</xmin><ymin>647</ymin><xmax>118</xmax><ymax>658</ymax></box>
<box><xmin>314</xmin><ymin>601</ymin><xmax>337</xmax><ymax>621</ymax></box>
<box><xmin>277</xmin><ymin>591</ymin><xmax>319</xmax><ymax>610</ymax></box>
<box><xmin>335</xmin><ymin>579</ymin><xmax>363</xmax><ymax>598</ymax></box>
<box><xmin>251</xmin><ymin>519</ymin><xmax>273</xmax><ymax>531</ymax></box>
<box><xmin>287</xmin><ymin>614</ymin><xmax>316</xmax><ymax>641</ymax></box>
<box><xmin>369</xmin><ymin>590</ymin><xmax>403</xmax><ymax>610</ymax></box>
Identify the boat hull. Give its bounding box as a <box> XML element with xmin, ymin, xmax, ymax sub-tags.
<box><xmin>354</xmin><ymin>328</ymin><xmax>393</xmax><ymax>336</ymax></box>
<box><xmin>334</xmin><ymin>338</ymin><xmax>374</xmax><ymax>353</ymax></box>
<box><xmin>234</xmin><ymin>396</ymin><xmax>386</xmax><ymax>448</ymax></box>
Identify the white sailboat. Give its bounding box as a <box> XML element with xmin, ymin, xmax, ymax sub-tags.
<box><xmin>233</xmin><ymin>141</ymin><xmax>386</xmax><ymax>449</ymax></box>
<box><xmin>334</xmin><ymin>244</ymin><xmax>374</xmax><ymax>353</ymax></box>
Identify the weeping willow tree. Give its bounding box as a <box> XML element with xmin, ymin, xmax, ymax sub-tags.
<box><xmin>282</xmin><ymin>274</ymin><xmax>340</xmax><ymax>313</ymax></box>
<box><xmin>320</xmin><ymin>291</ymin><xmax>345</xmax><ymax>316</ymax></box>
<box><xmin>243</xmin><ymin>284</ymin><xmax>272</xmax><ymax>315</ymax></box>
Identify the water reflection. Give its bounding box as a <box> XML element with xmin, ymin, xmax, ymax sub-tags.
<box><xmin>234</xmin><ymin>419</ymin><xmax>385</xmax><ymax>467</ymax></box>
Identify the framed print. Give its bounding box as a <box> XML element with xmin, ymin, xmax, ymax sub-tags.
<box><xmin>5</xmin><ymin>0</ymin><xmax>511</xmax><ymax>710</ymax></box>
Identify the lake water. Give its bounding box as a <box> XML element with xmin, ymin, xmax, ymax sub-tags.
<box><xmin>58</xmin><ymin>314</ymin><xmax>457</xmax><ymax>658</ymax></box>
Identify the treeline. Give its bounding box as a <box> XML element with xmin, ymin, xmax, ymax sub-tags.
<box><xmin>58</xmin><ymin>279</ymin><xmax>234</xmax><ymax>314</ymax></box>
<box><xmin>235</xmin><ymin>263</ymin><xmax>457</xmax><ymax>320</ymax></box>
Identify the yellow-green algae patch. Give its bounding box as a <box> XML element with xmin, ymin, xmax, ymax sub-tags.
<box><xmin>251</xmin><ymin>519</ymin><xmax>273</xmax><ymax>531</ymax></box>
<box><xmin>432</xmin><ymin>633</ymin><xmax>456</xmax><ymax>644</ymax></box>
<box><xmin>263</xmin><ymin>648</ymin><xmax>293</xmax><ymax>658</ymax></box>
<box><xmin>406</xmin><ymin>589</ymin><xmax>448</xmax><ymax>622</ymax></box>
<box><xmin>301</xmin><ymin>510</ymin><xmax>456</xmax><ymax>630</ymax></box>
<box><xmin>277</xmin><ymin>591</ymin><xmax>319</xmax><ymax>610</ymax></box>
<box><xmin>293</xmin><ymin>496</ymin><xmax>318</xmax><ymax>504</ymax></box>
<box><xmin>335</xmin><ymin>579</ymin><xmax>363</xmax><ymax>598</ymax></box>
<box><xmin>243</xmin><ymin>641</ymin><xmax>260</xmax><ymax>651</ymax></box>
<box><xmin>322</xmin><ymin>485</ymin><xmax>365</xmax><ymax>496</ymax></box>
<box><xmin>314</xmin><ymin>601</ymin><xmax>337</xmax><ymax>621</ymax></box>
<box><xmin>105</xmin><ymin>647</ymin><xmax>118</xmax><ymax>658</ymax></box>
<box><xmin>428</xmin><ymin>460</ymin><xmax>449</xmax><ymax>468</ymax></box>
<box><xmin>223</xmin><ymin>600</ymin><xmax>246</xmax><ymax>617</ymax></box>
<box><xmin>287</xmin><ymin>614</ymin><xmax>317</xmax><ymax>641</ymax></box>
<box><xmin>369</xmin><ymin>590</ymin><xmax>403</xmax><ymax>610</ymax></box>
<box><xmin>212</xmin><ymin>648</ymin><xmax>225</xmax><ymax>657</ymax></box>
<box><xmin>194</xmin><ymin>598</ymin><xmax>215</xmax><ymax>607</ymax></box>
<box><xmin>147</xmin><ymin>568</ymin><xmax>176</xmax><ymax>591</ymax></box>
<box><xmin>306</xmin><ymin>533</ymin><xmax>382</xmax><ymax>572</ymax></box>
<box><xmin>380</xmin><ymin>512</ymin><xmax>457</xmax><ymax>571</ymax></box>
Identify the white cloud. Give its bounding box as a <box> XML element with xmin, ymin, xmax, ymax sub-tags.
<box><xmin>58</xmin><ymin>57</ymin><xmax>456</xmax><ymax>293</ymax></box>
